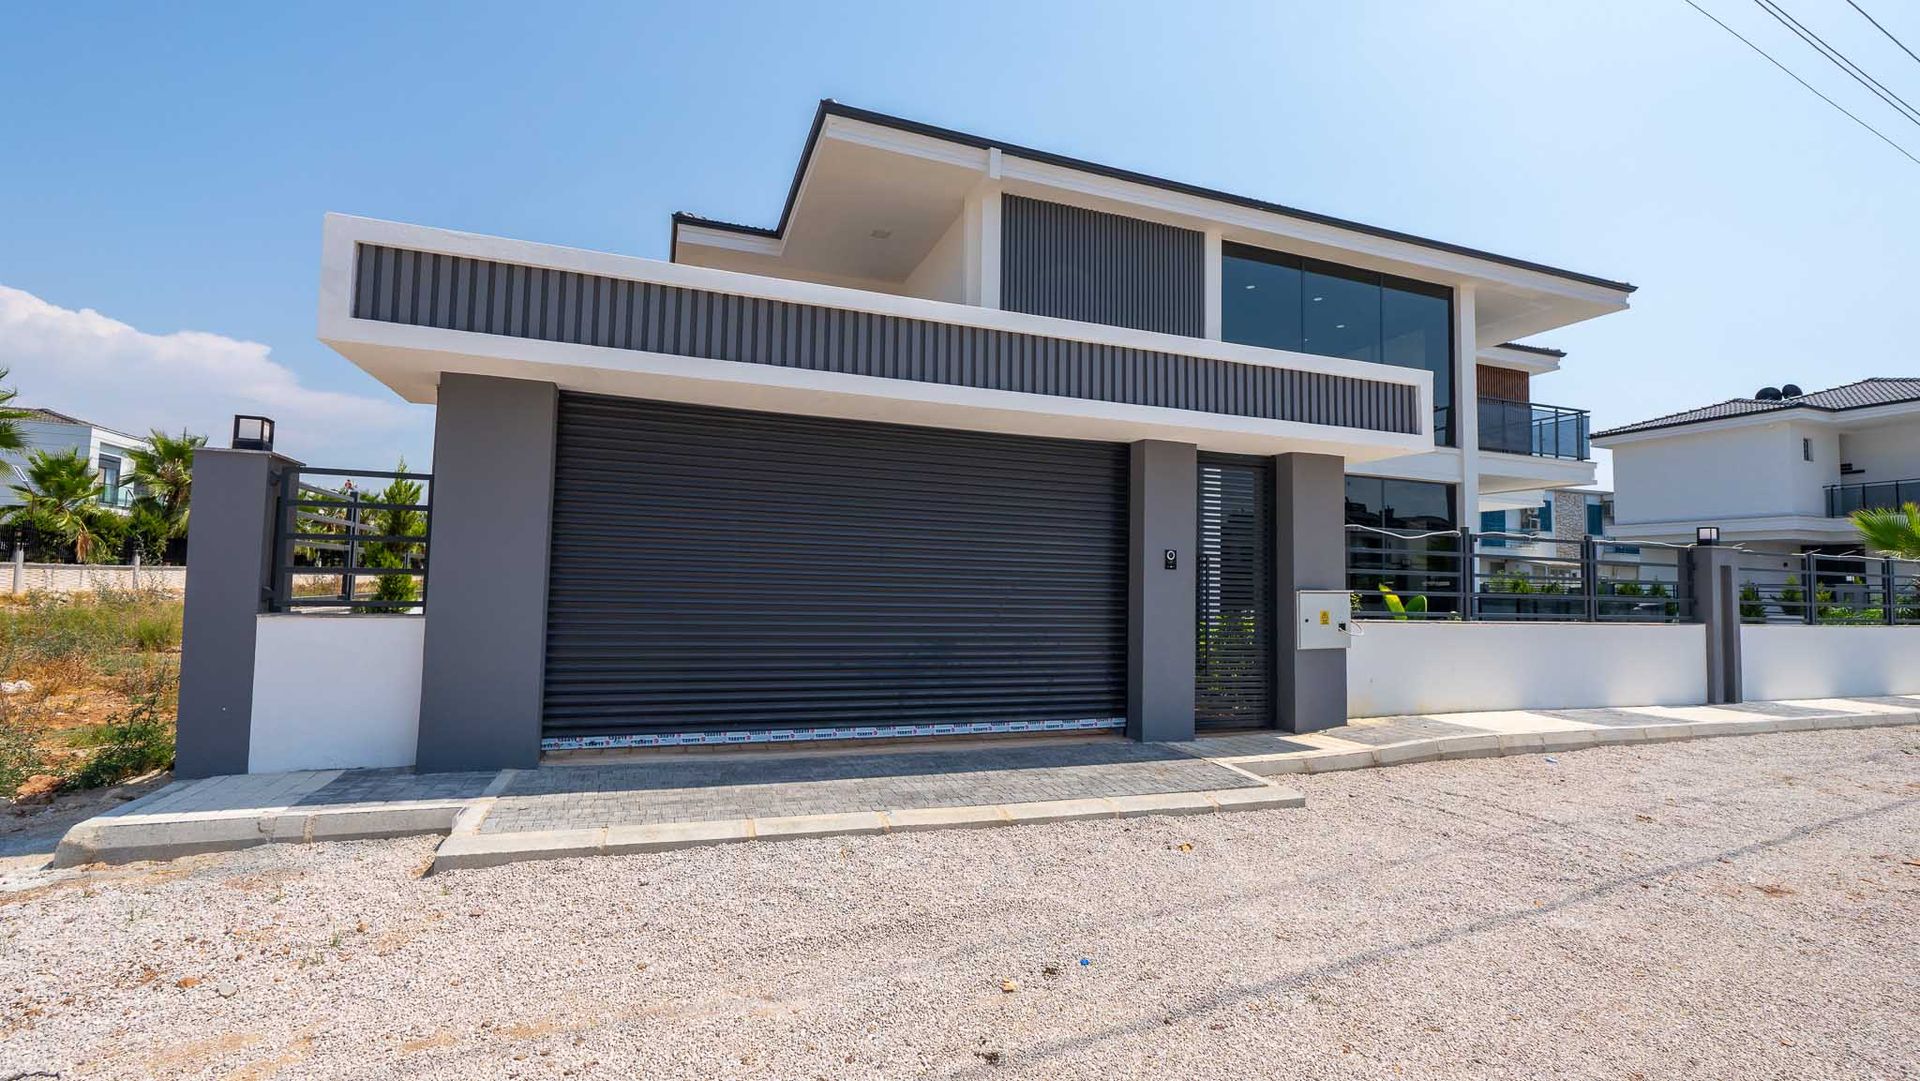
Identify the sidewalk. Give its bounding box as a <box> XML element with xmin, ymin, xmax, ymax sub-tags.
<box><xmin>43</xmin><ymin>696</ymin><xmax>1920</xmax><ymax>872</ymax></box>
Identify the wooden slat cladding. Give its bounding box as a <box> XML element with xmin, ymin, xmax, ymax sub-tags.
<box><xmin>1000</xmin><ymin>195</ymin><xmax>1203</xmax><ymax>336</ymax></box>
<box><xmin>351</xmin><ymin>243</ymin><xmax>1421</xmax><ymax>435</ymax></box>
<box><xmin>1477</xmin><ymin>364</ymin><xmax>1531</xmax><ymax>402</ymax></box>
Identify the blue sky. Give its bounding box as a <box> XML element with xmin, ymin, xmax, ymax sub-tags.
<box><xmin>2</xmin><ymin>1</ymin><xmax>1916</xmax><ymax>473</ymax></box>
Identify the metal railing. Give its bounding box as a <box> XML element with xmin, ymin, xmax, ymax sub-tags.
<box><xmin>1346</xmin><ymin>525</ymin><xmax>1693</xmax><ymax>623</ymax></box>
<box><xmin>271</xmin><ymin>466</ymin><xmax>431</xmax><ymax>612</ymax></box>
<box><xmin>1476</xmin><ymin>397</ymin><xmax>1590</xmax><ymax>460</ymax></box>
<box><xmin>1825</xmin><ymin>477</ymin><xmax>1920</xmax><ymax>517</ymax></box>
<box><xmin>1732</xmin><ymin>549</ymin><xmax>1920</xmax><ymax>625</ymax></box>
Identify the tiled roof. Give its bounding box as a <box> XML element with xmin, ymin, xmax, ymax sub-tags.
<box><xmin>1594</xmin><ymin>378</ymin><xmax>1920</xmax><ymax>438</ymax></box>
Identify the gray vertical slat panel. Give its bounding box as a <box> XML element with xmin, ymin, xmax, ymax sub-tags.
<box><xmin>1000</xmin><ymin>195</ymin><xmax>1204</xmax><ymax>337</ymax></box>
<box><xmin>1195</xmin><ymin>453</ymin><xmax>1274</xmax><ymax>729</ymax></box>
<box><xmin>543</xmin><ymin>394</ymin><xmax>1128</xmax><ymax>736</ymax></box>
<box><xmin>351</xmin><ymin>244</ymin><xmax>1421</xmax><ymax>436</ymax></box>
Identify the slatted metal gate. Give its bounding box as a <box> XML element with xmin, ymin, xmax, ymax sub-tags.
<box><xmin>1195</xmin><ymin>454</ymin><xmax>1275</xmax><ymax>729</ymax></box>
<box><xmin>542</xmin><ymin>394</ymin><xmax>1130</xmax><ymax>742</ymax></box>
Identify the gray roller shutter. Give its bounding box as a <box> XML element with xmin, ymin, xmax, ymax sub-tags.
<box><xmin>1195</xmin><ymin>453</ymin><xmax>1274</xmax><ymax>729</ymax></box>
<box><xmin>543</xmin><ymin>394</ymin><xmax>1129</xmax><ymax>738</ymax></box>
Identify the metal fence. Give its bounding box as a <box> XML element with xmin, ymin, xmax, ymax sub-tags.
<box><xmin>1475</xmin><ymin>397</ymin><xmax>1590</xmax><ymax>460</ymax></box>
<box><xmin>1346</xmin><ymin>525</ymin><xmax>1693</xmax><ymax>623</ymax></box>
<box><xmin>1824</xmin><ymin>477</ymin><xmax>1920</xmax><ymax>517</ymax></box>
<box><xmin>1731</xmin><ymin>549</ymin><xmax>1920</xmax><ymax>625</ymax></box>
<box><xmin>271</xmin><ymin>466</ymin><xmax>431</xmax><ymax>612</ymax></box>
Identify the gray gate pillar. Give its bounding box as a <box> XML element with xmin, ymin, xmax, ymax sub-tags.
<box><xmin>1687</xmin><ymin>545</ymin><xmax>1744</xmax><ymax>704</ymax></box>
<box><xmin>1128</xmin><ymin>440</ymin><xmax>1196</xmax><ymax>742</ymax></box>
<box><xmin>1273</xmin><ymin>453</ymin><xmax>1347</xmax><ymax>733</ymax></box>
<box><xmin>176</xmin><ymin>448</ymin><xmax>299</xmax><ymax>777</ymax></box>
<box><xmin>416</xmin><ymin>374</ymin><xmax>558</xmax><ymax>772</ymax></box>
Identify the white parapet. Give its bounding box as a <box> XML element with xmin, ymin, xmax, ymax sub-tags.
<box><xmin>1740</xmin><ymin>625</ymin><xmax>1920</xmax><ymax>701</ymax></box>
<box><xmin>249</xmin><ymin>613</ymin><xmax>423</xmax><ymax>773</ymax></box>
<box><xmin>1347</xmin><ymin>621</ymin><xmax>1708</xmax><ymax>718</ymax></box>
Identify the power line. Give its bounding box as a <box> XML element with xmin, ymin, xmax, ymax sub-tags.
<box><xmin>1681</xmin><ymin>0</ymin><xmax>1920</xmax><ymax>165</ymax></box>
<box><xmin>1845</xmin><ymin>0</ymin><xmax>1920</xmax><ymax>70</ymax></box>
<box><xmin>1754</xmin><ymin>0</ymin><xmax>1920</xmax><ymax>126</ymax></box>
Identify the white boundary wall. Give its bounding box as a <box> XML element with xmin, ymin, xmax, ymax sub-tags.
<box><xmin>248</xmin><ymin>614</ymin><xmax>423</xmax><ymax>773</ymax></box>
<box><xmin>1740</xmin><ymin>625</ymin><xmax>1920</xmax><ymax>701</ymax></box>
<box><xmin>1348</xmin><ymin>621</ymin><xmax>1707</xmax><ymax>718</ymax></box>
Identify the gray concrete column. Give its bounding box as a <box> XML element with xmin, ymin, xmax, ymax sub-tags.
<box><xmin>416</xmin><ymin>374</ymin><xmax>558</xmax><ymax>772</ymax></box>
<box><xmin>1273</xmin><ymin>452</ymin><xmax>1347</xmax><ymax>733</ymax></box>
<box><xmin>1128</xmin><ymin>440</ymin><xmax>1196</xmax><ymax>742</ymax></box>
<box><xmin>1687</xmin><ymin>546</ymin><xmax>1744</xmax><ymax>704</ymax></box>
<box><xmin>176</xmin><ymin>449</ymin><xmax>299</xmax><ymax>777</ymax></box>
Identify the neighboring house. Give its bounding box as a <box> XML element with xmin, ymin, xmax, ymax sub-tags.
<box><xmin>184</xmin><ymin>101</ymin><xmax>1638</xmax><ymax>777</ymax></box>
<box><xmin>1477</xmin><ymin>486</ymin><xmax>1642</xmax><ymax>583</ymax></box>
<box><xmin>1594</xmin><ymin>378</ymin><xmax>1920</xmax><ymax>553</ymax></box>
<box><xmin>0</xmin><ymin>407</ymin><xmax>149</xmax><ymax>509</ymax></box>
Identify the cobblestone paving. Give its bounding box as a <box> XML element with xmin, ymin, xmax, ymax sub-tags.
<box><xmin>1317</xmin><ymin>715</ymin><xmax>1490</xmax><ymax>746</ymax></box>
<box><xmin>296</xmin><ymin>769</ymin><xmax>498</xmax><ymax>808</ymax></box>
<box><xmin>1175</xmin><ymin>733</ymin><xmax>1319</xmax><ymax>757</ymax></box>
<box><xmin>479</xmin><ymin>742</ymin><xmax>1260</xmax><ymax>834</ymax></box>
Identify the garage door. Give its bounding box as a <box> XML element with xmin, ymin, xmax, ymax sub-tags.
<box><xmin>542</xmin><ymin>394</ymin><xmax>1129</xmax><ymax>741</ymax></box>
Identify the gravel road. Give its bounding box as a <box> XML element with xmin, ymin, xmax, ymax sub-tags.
<box><xmin>2</xmin><ymin>727</ymin><xmax>1915</xmax><ymax>1080</ymax></box>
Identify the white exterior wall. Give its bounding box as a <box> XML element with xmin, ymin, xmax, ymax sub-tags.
<box><xmin>0</xmin><ymin>419</ymin><xmax>147</xmax><ymax>507</ymax></box>
<box><xmin>248</xmin><ymin>614</ymin><xmax>423</xmax><ymax>773</ymax></box>
<box><xmin>1837</xmin><ymin>422</ymin><xmax>1920</xmax><ymax>485</ymax></box>
<box><xmin>1611</xmin><ymin>422</ymin><xmax>1823</xmax><ymax>526</ymax></box>
<box><xmin>1740</xmin><ymin>625</ymin><xmax>1920</xmax><ymax>701</ymax></box>
<box><xmin>902</xmin><ymin>212</ymin><xmax>968</xmax><ymax>303</ymax></box>
<box><xmin>1347</xmin><ymin>622</ymin><xmax>1707</xmax><ymax>717</ymax></box>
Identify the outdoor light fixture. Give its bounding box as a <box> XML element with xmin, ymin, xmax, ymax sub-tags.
<box><xmin>231</xmin><ymin>414</ymin><xmax>275</xmax><ymax>452</ymax></box>
<box><xmin>1696</xmin><ymin>526</ymin><xmax>1720</xmax><ymax>546</ymax></box>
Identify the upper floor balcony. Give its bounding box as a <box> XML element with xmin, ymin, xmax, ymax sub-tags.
<box><xmin>1826</xmin><ymin>477</ymin><xmax>1920</xmax><ymax>517</ymax></box>
<box><xmin>1475</xmin><ymin>396</ymin><xmax>1590</xmax><ymax>460</ymax></box>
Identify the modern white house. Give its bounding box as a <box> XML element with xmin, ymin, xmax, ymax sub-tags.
<box><xmin>1595</xmin><ymin>378</ymin><xmax>1920</xmax><ymax>552</ymax></box>
<box><xmin>178</xmin><ymin>101</ymin><xmax>1661</xmax><ymax>777</ymax></box>
<box><xmin>0</xmin><ymin>407</ymin><xmax>149</xmax><ymax>508</ymax></box>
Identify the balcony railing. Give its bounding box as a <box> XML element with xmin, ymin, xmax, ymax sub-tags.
<box><xmin>1477</xmin><ymin>397</ymin><xmax>1590</xmax><ymax>460</ymax></box>
<box><xmin>1826</xmin><ymin>477</ymin><xmax>1920</xmax><ymax>517</ymax></box>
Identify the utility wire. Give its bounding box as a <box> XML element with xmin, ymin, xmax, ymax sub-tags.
<box><xmin>1753</xmin><ymin>0</ymin><xmax>1920</xmax><ymax>126</ymax></box>
<box><xmin>1681</xmin><ymin>0</ymin><xmax>1920</xmax><ymax>165</ymax></box>
<box><xmin>1845</xmin><ymin>0</ymin><xmax>1920</xmax><ymax>70</ymax></box>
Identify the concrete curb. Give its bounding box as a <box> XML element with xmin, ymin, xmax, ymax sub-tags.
<box><xmin>426</xmin><ymin>784</ymin><xmax>1306</xmax><ymax>873</ymax></box>
<box><xmin>51</xmin><ymin>801</ymin><xmax>470</xmax><ymax>868</ymax></box>
<box><xmin>1223</xmin><ymin>709</ymin><xmax>1920</xmax><ymax>778</ymax></box>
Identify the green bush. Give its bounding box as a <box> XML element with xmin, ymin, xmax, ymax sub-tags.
<box><xmin>64</xmin><ymin>695</ymin><xmax>173</xmax><ymax>790</ymax></box>
<box><xmin>130</xmin><ymin>613</ymin><xmax>179</xmax><ymax>651</ymax></box>
<box><xmin>0</xmin><ymin>708</ymin><xmax>43</xmax><ymax>797</ymax></box>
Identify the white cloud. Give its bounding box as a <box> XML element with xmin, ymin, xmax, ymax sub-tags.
<box><xmin>0</xmin><ymin>284</ymin><xmax>431</xmax><ymax>466</ymax></box>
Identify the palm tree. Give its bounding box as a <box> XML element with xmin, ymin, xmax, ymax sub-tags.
<box><xmin>127</xmin><ymin>428</ymin><xmax>205</xmax><ymax>537</ymax></box>
<box><xmin>6</xmin><ymin>449</ymin><xmax>107</xmax><ymax>562</ymax></box>
<box><xmin>0</xmin><ymin>368</ymin><xmax>32</xmax><ymax>454</ymax></box>
<box><xmin>1852</xmin><ymin>502</ymin><xmax>1920</xmax><ymax>559</ymax></box>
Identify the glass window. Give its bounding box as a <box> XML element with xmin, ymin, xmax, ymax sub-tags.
<box><xmin>1382</xmin><ymin>281</ymin><xmax>1453</xmax><ymax>445</ymax></box>
<box><xmin>98</xmin><ymin>455</ymin><xmax>122</xmax><ymax>507</ymax></box>
<box><xmin>1586</xmin><ymin>501</ymin><xmax>1604</xmax><ymax>537</ymax></box>
<box><xmin>1539</xmin><ymin>499</ymin><xmax>1554</xmax><ymax>533</ymax></box>
<box><xmin>1302</xmin><ymin>262</ymin><xmax>1380</xmax><ymax>364</ymax></box>
<box><xmin>1222</xmin><ymin>243</ymin><xmax>1454</xmax><ymax>447</ymax></box>
<box><xmin>1220</xmin><ymin>243</ymin><xmax>1303</xmax><ymax>352</ymax></box>
<box><xmin>1344</xmin><ymin>475</ymin><xmax>1385</xmax><ymax>529</ymax></box>
<box><xmin>1382</xmin><ymin>479</ymin><xmax>1454</xmax><ymax>531</ymax></box>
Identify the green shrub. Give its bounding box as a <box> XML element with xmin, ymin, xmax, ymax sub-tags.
<box><xmin>130</xmin><ymin>612</ymin><xmax>179</xmax><ymax>651</ymax></box>
<box><xmin>1739</xmin><ymin>583</ymin><xmax>1764</xmax><ymax>621</ymax></box>
<box><xmin>0</xmin><ymin>708</ymin><xmax>42</xmax><ymax>798</ymax></box>
<box><xmin>64</xmin><ymin>695</ymin><xmax>173</xmax><ymax>790</ymax></box>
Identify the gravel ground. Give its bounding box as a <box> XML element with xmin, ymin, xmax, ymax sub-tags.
<box><xmin>2</xmin><ymin>728</ymin><xmax>1915</xmax><ymax>1080</ymax></box>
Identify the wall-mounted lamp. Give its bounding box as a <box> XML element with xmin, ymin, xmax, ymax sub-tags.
<box><xmin>231</xmin><ymin>415</ymin><xmax>275</xmax><ymax>452</ymax></box>
<box><xmin>1696</xmin><ymin>526</ymin><xmax>1720</xmax><ymax>546</ymax></box>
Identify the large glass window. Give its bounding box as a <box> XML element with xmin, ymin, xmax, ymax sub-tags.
<box><xmin>1345</xmin><ymin>475</ymin><xmax>1460</xmax><ymax>616</ymax></box>
<box><xmin>1223</xmin><ymin>242</ymin><xmax>1455</xmax><ymax>445</ymax></box>
<box><xmin>1344</xmin><ymin>476</ymin><xmax>1457</xmax><ymax>530</ymax></box>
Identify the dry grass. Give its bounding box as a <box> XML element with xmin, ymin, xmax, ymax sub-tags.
<box><xmin>0</xmin><ymin>588</ymin><xmax>181</xmax><ymax>798</ymax></box>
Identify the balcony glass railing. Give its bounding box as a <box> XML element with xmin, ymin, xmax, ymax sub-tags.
<box><xmin>1477</xmin><ymin>397</ymin><xmax>1590</xmax><ymax>460</ymax></box>
<box><xmin>1826</xmin><ymin>477</ymin><xmax>1920</xmax><ymax>517</ymax></box>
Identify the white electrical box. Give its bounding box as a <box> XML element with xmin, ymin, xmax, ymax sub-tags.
<box><xmin>1296</xmin><ymin>590</ymin><xmax>1352</xmax><ymax>650</ymax></box>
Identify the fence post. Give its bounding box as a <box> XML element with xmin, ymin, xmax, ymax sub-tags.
<box><xmin>1457</xmin><ymin>526</ymin><xmax>1475</xmax><ymax>621</ymax></box>
<box><xmin>1883</xmin><ymin>558</ymin><xmax>1896</xmax><ymax>626</ymax></box>
<box><xmin>1687</xmin><ymin>545</ymin><xmax>1743</xmax><ymax>705</ymax></box>
<box><xmin>343</xmin><ymin>488</ymin><xmax>360</xmax><ymax>604</ymax></box>
<box><xmin>10</xmin><ymin>547</ymin><xmax>21</xmax><ymax>596</ymax></box>
<box><xmin>1580</xmin><ymin>535</ymin><xmax>1599</xmax><ymax>622</ymax></box>
<box><xmin>131</xmin><ymin>549</ymin><xmax>141</xmax><ymax>589</ymax></box>
<box><xmin>1801</xmin><ymin>554</ymin><xmax>1817</xmax><ymax>625</ymax></box>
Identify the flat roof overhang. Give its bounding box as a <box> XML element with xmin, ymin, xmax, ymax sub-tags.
<box><xmin>672</xmin><ymin>102</ymin><xmax>1636</xmax><ymax>345</ymax></box>
<box><xmin>320</xmin><ymin>215</ymin><xmax>1434</xmax><ymax>464</ymax></box>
